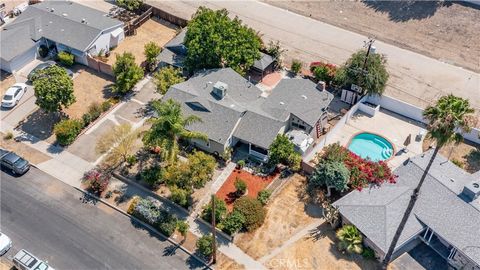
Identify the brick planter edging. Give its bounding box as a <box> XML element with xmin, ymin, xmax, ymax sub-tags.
<box><xmin>72</xmin><ymin>186</ymin><xmax>213</xmax><ymax>270</ymax></box>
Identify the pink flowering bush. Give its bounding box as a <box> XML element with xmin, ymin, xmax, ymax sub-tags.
<box><xmin>82</xmin><ymin>169</ymin><xmax>110</xmax><ymax>194</ymax></box>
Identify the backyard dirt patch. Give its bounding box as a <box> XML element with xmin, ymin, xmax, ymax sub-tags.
<box><xmin>0</xmin><ymin>132</ymin><xmax>52</xmax><ymax>165</ymax></box>
<box><xmin>423</xmin><ymin>138</ymin><xmax>480</xmax><ymax>173</ymax></box>
<box><xmin>234</xmin><ymin>174</ymin><xmax>323</xmax><ymax>260</ymax></box>
<box><xmin>64</xmin><ymin>67</ymin><xmax>115</xmax><ymax>119</ymax></box>
<box><xmin>216</xmin><ymin>168</ymin><xmax>278</xmax><ymax>211</ymax></box>
<box><xmin>107</xmin><ymin>18</ymin><xmax>178</xmax><ymax>66</ymax></box>
<box><xmin>217</xmin><ymin>252</ymin><xmax>246</xmax><ymax>270</ymax></box>
<box><xmin>265</xmin><ymin>222</ymin><xmax>381</xmax><ymax>270</ymax></box>
<box><xmin>0</xmin><ymin>73</ymin><xmax>16</xmax><ymax>96</ymax></box>
<box><xmin>264</xmin><ymin>1</ymin><xmax>480</xmax><ymax>72</ymax></box>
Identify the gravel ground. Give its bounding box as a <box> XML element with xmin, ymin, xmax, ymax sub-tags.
<box><xmin>264</xmin><ymin>0</ymin><xmax>480</xmax><ymax>72</ymax></box>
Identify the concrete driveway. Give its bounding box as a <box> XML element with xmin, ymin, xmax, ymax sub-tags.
<box><xmin>0</xmin><ymin>83</ymin><xmax>37</xmax><ymax>129</ymax></box>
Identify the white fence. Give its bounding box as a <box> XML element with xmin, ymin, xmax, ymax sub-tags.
<box><xmin>367</xmin><ymin>95</ymin><xmax>480</xmax><ymax>145</ymax></box>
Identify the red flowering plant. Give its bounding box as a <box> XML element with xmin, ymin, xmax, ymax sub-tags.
<box><xmin>319</xmin><ymin>143</ymin><xmax>396</xmax><ymax>190</ymax></box>
<box><xmin>309</xmin><ymin>61</ymin><xmax>337</xmax><ymax>84</ymax></box>
<box><xmin>82</xmin><ymin>169</ymin><xmax>110</xmax><ymax>195</ymax></box>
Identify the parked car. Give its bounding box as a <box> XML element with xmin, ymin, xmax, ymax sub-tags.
<box><xmin>0</xmin><ymin>149</ymin><xmax>30</xmax><ymax>175</ymax></box>
<box><xmin>13</xmin><ymin>249</ymin><xmax>55</xmax><ymax>270</ymax></box>
<box><xmin>27</xmin><ymin>61</ymin><xmax>73</xmax><ymax>81</ymax></box>
<box><xmin>0</xmin><ymin>232</ymin><xmax>12</xmax><ymax>255</ymax></box>
<box><xmin>1</xmin><ymin>83</ymin><xmax>28</xmax><ymax>108</ymax></box>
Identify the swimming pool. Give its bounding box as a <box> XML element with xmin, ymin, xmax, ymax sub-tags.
<box><xmin>348</xmin><ymin>133</ymin><xmax>394</xmax><ymax>161</ymax></box>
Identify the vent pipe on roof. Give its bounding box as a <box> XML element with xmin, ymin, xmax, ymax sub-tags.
<box><xmin>316</xmin><ymin>81</ymin><xmax>326</xmax><ymax>91</ymax></box>
<box><xmin>50</xmin><ymin>8</ymin><xmax>54</xmax><ymax>12</ymax></box>
<box><xmin>82</xmin><ymin>18</ymin><xmax>86</xmax><ymax>23</ymax></box>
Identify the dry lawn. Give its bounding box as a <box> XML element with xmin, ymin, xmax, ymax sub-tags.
<box><xmin>265</xmin><ymin>223</ymin><xmax>380</xmax><ymax>270</ymax></box>
<box><xmin>234</xmin><ymin>174</ymin><xmax>322</xmax><ymax>259</ymax></box>
<box><xmin>0</xmin><ymin>132</ymin><xmax>52</xmax><ymax>165</ymax></box>
<box><xmin>107</xmin><ymin>18</ymin><xmax>178</xmax><ymax>66</ymax></box>
<box><xmin>0</xmin><ymin>257</ymin><xmax>14</xmax><ymax>270</ymax></box>
<box><xmin>65</xmin><ymin>67</ymin><xmax>114</xmax><ymax>119</ymax></box>
<box><xmin>217</xmin><ymin>252</ymin><xmax>246</xmax><ymax>270</ymax></box>
<box><xmin>264</xmin><ymin>1</ymin><xmax>480</xmax><ymax>72</ymax></box>
<box><xmin>423</xmin><ymin>138</ymin><xmax>480</xmax><ymax>173</ymax></box>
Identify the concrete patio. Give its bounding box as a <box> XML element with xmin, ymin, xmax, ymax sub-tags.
<box><xmin>326</xmin><ymin>109</ymin><xmax>426</xmax><ymax>169</ymax></box>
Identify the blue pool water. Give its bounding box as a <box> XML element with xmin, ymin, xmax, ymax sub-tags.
<box><xmin>348</xmin><ymin>133</ymin><xmax>393</xmax><ymax>161</ymax></box>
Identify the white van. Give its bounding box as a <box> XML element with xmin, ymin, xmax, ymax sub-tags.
<box><xmin>13</xmin><ymin>249</ymin><xmax>54</xmax><ymax>270</ymax></box>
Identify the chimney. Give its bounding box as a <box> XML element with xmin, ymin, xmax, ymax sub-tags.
<box><xmin>316</xmin><ymin>81</ymin><xmax>326</xmax><ymax>91</ymax></box>
<box><xmin>462</xmin><ymin>180</ymin><xmax>480</xmax><ymax>201</ymax></box>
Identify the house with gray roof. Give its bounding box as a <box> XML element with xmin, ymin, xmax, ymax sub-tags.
<box><xmin>334</xmin><ymin>150</ymin><xmax>480</xmax><ymax>269</ymax></box>
<box><xmin>0</xmin><ymin>1</ymin><xmax>124</xmax><ymax>73</ymax></box>
<box><xmin>162</xmin><ymin>68</ymin><xmax>333</xmax><ymax>161</ymax></box>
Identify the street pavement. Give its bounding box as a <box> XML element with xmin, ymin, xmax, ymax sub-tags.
<box><xmin>0</xmin><ymin>167</ymin><xmax>205</xmax><ymax>270</ymax></box>
<box><xmin>147</xmin><ymin>0</ymin><xmax>480</xmax><ymax>113</ymax></box>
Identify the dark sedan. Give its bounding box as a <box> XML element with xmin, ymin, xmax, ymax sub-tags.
<box><xmin>0</xmin><ymin>149</ymin><xmax>30</xmax><ymax>175</ymax></box>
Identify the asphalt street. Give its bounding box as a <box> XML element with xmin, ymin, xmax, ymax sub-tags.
<box><xmin>0</xmin><ymin>167</ymin><xmax>205</xmax><ymax>270</ymax></box>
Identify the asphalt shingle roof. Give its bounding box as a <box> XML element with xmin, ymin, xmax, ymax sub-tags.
<box><xmin>252</xmin><ymin>52</ymin><xmax>274</xmax><ymax>71</ymax></box>
<box><xmin>262</xmin><ymin>79</ymin><xmax>334</xmax><ymax>126</ymax></box>
<box><xmin>233</xmin><ymin>111</ymin><xmax>284</xmax><ymax>149</ymax></box>
<box><xmin>334</xmin><ymin>150</ymin><xmax>480</xmax><ymax>265</ymax></box>
<box><xmin>1</xmin><ymin>1</ymin><xmax>122</xmax><ymax>61</ymax></box>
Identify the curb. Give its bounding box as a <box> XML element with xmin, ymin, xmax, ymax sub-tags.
<box><xmin>72</xmin><ymin>186</ymin><xmax>214</xmax><ymax>270</ymax></box>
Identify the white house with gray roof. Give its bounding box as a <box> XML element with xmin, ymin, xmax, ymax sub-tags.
<box><xmin>334</xmin><ymin>150</ymin><xmax>480</xmax><ymax>269</ymax></box>
<box><xmin>0</xmin><ymin>1</ymin><xmax>124</xmax><ymax>73</ymax></box>
<box><xmin>162</xmin><ymin>68</ymin><xmax>333</xmax><ymax>161</ymax></box>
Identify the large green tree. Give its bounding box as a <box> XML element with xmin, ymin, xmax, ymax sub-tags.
<box><xmin>142</xmin><ymin>99</ymin><xmax>207</xmax><ymax>164</ymax></box>
<box><xmin>268</xmin><ymin>134</ymin><xmax>301</xmax><ymax>169</ymax></box>
<box><xmin>334</xmin><ymin>50</ymin><xmax>389</xmax><ymax>96</ymax></box>
<box><xmin>144</xmin><ymin>41</ymin><xmax>161</xmax><ymax>71</ymax></box>
<box><xmin>382</xmin><ymin>95</ymin><xmax>475</xmax><ymax>268</ymax></box>
<box><xmin>310</xmin><ymin>161</ymin><xmax>350</xmax><ymax>192</ymax></box>
<box><xmin>153</xmin><ymin>66</ymin><xmax>184</xmax><ymax>94</ymax></box>
<box><xmin>33</xmin><ymin>65</ymin><xmax>75</xmax><ymax>113</ymax></box>
<box><xmin>184</xmin><ymin>7</ymin><xmax>261</xmax><ymax>75</ymax></box>
<box><xmin>112</xmin><ymin>52</ymin><xmax>144</xmax><ymax>94</ymax></box>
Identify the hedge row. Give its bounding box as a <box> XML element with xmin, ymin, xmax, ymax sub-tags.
<box><xmin>128</xmin><ymin>197</ymin><xmax>178</xmax><ymax>237</ymax></box>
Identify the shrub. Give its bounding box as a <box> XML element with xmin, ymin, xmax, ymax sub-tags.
<box><xmin>3</xmin><ymin>132</ymin><xmax>13</xmax><ymax>140</ymax></box>
<box><xmin>233</xmin><ymin>197</ymin><xmax>266</xmax><ymax>232</ymax></box>
<box><xmin>126</xmin><ymin>155</ymin><xmax>137</xmax><ymax>166</ymax></box>
<box><xmin>237</xmin><ymin>160</ymin><xmax>245</xmax><ymax>169</ymax></box>
<box><xmin>362</xmin><ymin>247</ymin><xmax>376</xmax><ymax>260</ymax></box>
<box><xmin>101</xmin><ymin>100</ymin><xmax>112</xmax><ymax>112</ymax></box>
<box><xmin>54</xmin><ymin>118</ymin><xmax>83</xmax><ymax>146</ymax></box>
<box><xmin>130</xmin><ymin>197</ymin><xmax>178</xmax><ymax>237</ymax></box>
<box><xmin>451</xmin><ymin>158</ymin><xmax>464</xmax><ymax>168</ymax></box>
<box><xmin>257</xmin><ymin>189</ymin><xmax>271</xmax><ymax>205</ymax></box>
<box><xmin>336</xmin><ymin>225</ymin><xmax>363</xmax><ymax>254</ymax></box>
<box><xmin>221</xmin><ymin>210</ymin><xmax>245</xmax><ymax>235</ymax></box>
<box><xmin>127</xmin><ymin>196</ymin><xmax>140</xmax><ymax>214</ymax></box>
<box><xmin>88</xmin><ymin>102</ymin><xmax>103</xmax><ymax>121</ymax></box>
<box><xmin>170</xmin><ymin>186</ymin><xmax>190</xmax><ymax>208</ymax></box>
<box><xmin>156</xmin><ymin>212</ymin><xmax>178</xmax><ymax>237</ymax></box>
<box><xmin>202</xmin><ymin>196</ymin><xmax>227</xmax><ymax>224</ymax></box>
<box><xmin>82</xmin><ymin>113</ymin><xmax>93</xmax><ymax>127</ymax></box>
<box><xmin>196</xmin><ymin>234</ymin><xmax>214</xmax><ymax>259</ymax></box>
<box><xmin>221</xmin><ymin>147</ymin><xmax>233</xmax><ymax>162</ymax></box>
<box><xmin>311</xmin><ymin>62</ymin><xmax>337</xmax><ymax>84</ymax></box>
<box><xmin>116</xmin><ymin>0</ymin><xmax>143</xmax><ymax>11</ymax></box>
<box><xmin>144</xmin><ymin>42</ymin><xmax>161</xmax><ymax>71</ymax></box>
<box><xmin>234</xmin><ymin>178</ymin><xmax>247</xmax><ymax>195</ymax></box>
<box><xmin>82</xmin><ymin>169</ymin><xmax>110</xmax><ymax>194</ymax></box>
<box><xmin>187</xmin><ymin>150</ymin><xmax>217</xmax><ymax>189</ymax></box>
<box><xmin>268</xmin><ymin>134</ymin><xmax>297</xmax><ymax>167</ymax></box>
<box><xmin>177</xmin><ymin>220</ymin><xmax>189</xmax><ymax>237</ymax></box>
<box><xmin>310</xmin><ymin>161</ymin><xmax>350</xmax><ymax>192</ymax></box>
<box><xmin>153</xmin><ymin>66</ymin><xmax>185</xmax><ymax>94</ymax></box>
<box><xmin>140</xmin><ymin>165</ymin><xmax>163</xmax><ymax>186</ymax></box>
<box><xmin>291</xmin><ymin>59</ymin><xmax>302</xmax><ymax>75</ymax></box>
<box><xmin>57</xmin><ymin>51</ymin><xmax>74</xmax><ymax>66</ymax></box>
<box><xmin>112</xmin><ymin>52</ymin><xmax>144</xmax><ymax>94</ymax></box>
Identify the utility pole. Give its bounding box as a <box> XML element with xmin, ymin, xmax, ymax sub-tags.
<box><xmin>359</xmin><ymin>37</ymin><xmax>375</xmax><ymax>96</ymax></box>
<box><xmin>211</xmin><ymin>195</ymin><xmax>217</xmax><ymax>264</ymax></box>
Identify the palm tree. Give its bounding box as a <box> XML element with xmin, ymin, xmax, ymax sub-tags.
<box><xmin>382</xmin><ymin>95</ymin><xmax>475</xmax><ymax>268</ymax></box>
<box><xmin>336</xmin><ymin>225</ymin><xmax>363</xmax><ymax>254</ymax></box>
<box><xmin>143</xmin><ymin>99</ymin><xmax>208</xmax><ymax>164</ymax></box>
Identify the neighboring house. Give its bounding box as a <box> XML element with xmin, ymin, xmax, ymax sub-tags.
<box><xmin>156</xmin><ymin>28</ymin><xmax>275</xmax><ymax>80</ymax></box>
<box><xmin>162</xmin><ymin>68</ymin><xmax>333</xmax><ymax>161</ymax></box>
<box><xmin>0</xmin><ymin>1</ymin><xmax>124</xmax><ymax>73</ymax></box>
<box><xmin>334</xmin><ymin>150</ymin><xmax>480</xmax><ymax>270</ymax></box>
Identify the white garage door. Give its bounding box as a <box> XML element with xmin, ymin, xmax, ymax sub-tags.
<box><xmin>8</xmin><ymin>46</ymin><xmax>37</xmax><ymax>73</ymax></box>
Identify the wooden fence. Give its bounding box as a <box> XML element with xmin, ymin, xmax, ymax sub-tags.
<box><xmin>86</xmin><ymin>56</ymin><xmax>114</xmax><ymax>77</ymax></box>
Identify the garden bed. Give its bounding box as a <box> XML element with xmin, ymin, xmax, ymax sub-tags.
<box><xmin>215</xmin><ymin>168</ymin><xmax>278</xmax><ymax>211</ymax></box>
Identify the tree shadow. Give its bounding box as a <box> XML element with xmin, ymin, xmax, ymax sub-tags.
<box><xmin>464</xmin><ymin>147</ymin><xmax>480</xmax><ymax>173</ymax></box>
<box><xmin>16</xmin><ymin>109</ymin><xmax>61</xmax><ymax>140</ymax></box>
<box><xmin>361</xmin><ymin>0</ymin><xmax>452</xmax><ymax>22</ymax></box>
<box><xmin>307</xmin><ymin>222</ymin><xmax>331</xmax><ymax>242</ymax></box>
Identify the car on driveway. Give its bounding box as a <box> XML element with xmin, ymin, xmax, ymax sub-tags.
<box><xmin>1</xmin><ymin>83</ymin><xmax>28</xmax><ymax>108</ymax></box>
<box><xmin>0</xmin><ymin>149</ymin><xmax>30</xmax><ymax>175</ymax></box>
<box><xmin>27</xmin><ymin>61</ymin><xmax>73</xmax><ymax>81</ymax></box>
<box><xmin>13</xmin><ymin>249</ymin><xmax>55</xmax><ymax>270</ymax></box>
<box><xmin>0</xmin><ymin>232</ymin><xmax>12</xmax><ymax>255</ymax></box>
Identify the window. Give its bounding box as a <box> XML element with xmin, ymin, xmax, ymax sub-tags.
<box><xmin>250</xmin><ymin>144</ymin><xmax>268</xmax><ymax>155</ymax></box>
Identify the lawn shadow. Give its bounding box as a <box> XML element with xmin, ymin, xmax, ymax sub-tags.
<box><xmin>307</xmin><ymin>221</ymin><xmax>331</xmax><ymax>242</ymax></box>
<box><xmin>361</xmin><ymin>0</ymin><xmax>452</xmax><ymax>22</ymax></box>
<box><xmin>294</xmin><ymin>177</ymin><xmax>323</xmax><ymax>219</ymax></box>
<box><xmin>16</xmin><ymin>109</ymin><xmax>61</xmax><ymax>140</ymax></box>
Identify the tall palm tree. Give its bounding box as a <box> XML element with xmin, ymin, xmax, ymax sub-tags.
<box><xmin>382</xmin><ymin>95</ymin><xmax>475</xmax><ymax>268</ymax></box>
<box><xmin>143</xmin><ymin>99</ymin><xmax>208</xmax><ymax>164</ymax></box>
<box><xmin>336</xmin><ymin>225</ymin><xmax>363</xmax><ymax>254</ymax></box>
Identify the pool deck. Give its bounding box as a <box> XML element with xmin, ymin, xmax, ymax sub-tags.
<box><xmin>326</xmin><ymin>109</ymin><xmax>426</xmax><ymax>169</ymax></box>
